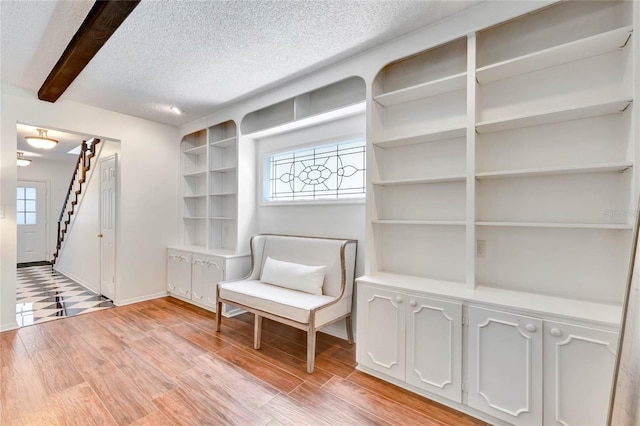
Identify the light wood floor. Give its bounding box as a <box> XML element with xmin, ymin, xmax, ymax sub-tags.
<box><xmin>1</xmin><ymin>297</ymin><xmax>486</xmax><ymax>425</ymax></box>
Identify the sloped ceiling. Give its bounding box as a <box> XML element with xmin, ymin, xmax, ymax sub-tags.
<box><xmin>1</xmin><ymin>0</ymin><xmax>481</xmax><ymax>127</ymax></box>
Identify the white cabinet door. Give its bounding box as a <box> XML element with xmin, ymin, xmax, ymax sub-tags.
<box><xmin>192</xmin><ymin>255</ymin><xmax>224</xmax><ymax>309</ymax></box>
<box><xmin>357</xmin><ymin>285</ymin><xmax>406</xmax><ymax>380</ymax></box>
<box><xmin>167</xmin><ymin>250</ymin><xmax>192</xmax><ymax>298</ymax></box>
<box><xmin>544</xmin><ymin>321</ymin><xmax>618</xmax><ymax>426</ymax></box>
<box><xmin>406</xmin><ymin>295</ymin><xmax>462</xmax><ymax>402</ymax></box>
<box><xmin>468</xmin><ymin>306</ymin><xmax>543</xmax><ymax>426</ymax></box>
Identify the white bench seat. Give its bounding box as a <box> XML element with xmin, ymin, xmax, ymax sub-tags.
<box><xmin>215</xmin><ymin>234</ymin><xmax>357</xmax><ymax>373</ymax></box>
<box><xmin>218</xmin><ymin>280</ymin><xmax>334</xmax><ymax>323</ymax></box>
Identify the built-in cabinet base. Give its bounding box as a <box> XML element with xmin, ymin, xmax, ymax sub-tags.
<box><xmin>356</xmin><ymin>279</ymin><xmax>619</xmax><ymax>426</ymax></box>
<box><xmin>167</xmin><ymin>247</ymin><xmax>250</xmax><ymax>316</ymax></box>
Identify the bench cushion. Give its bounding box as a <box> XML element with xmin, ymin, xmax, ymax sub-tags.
<box><xmin>219</xmin><ymin>280</ymin><xmax>333</xmax><ymax>323</ymax></box>
<box><xmin>261</xmin><ymin>256</ymin><xmax>325</xmax><ymax>295</ymax></box>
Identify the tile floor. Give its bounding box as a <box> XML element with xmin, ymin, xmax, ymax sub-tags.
<box><xmin>16</xmin><ymin>265</ymin><xmax>114</xmax><ymax>327</ymax></box>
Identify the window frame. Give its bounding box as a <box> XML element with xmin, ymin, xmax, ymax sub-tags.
<box><xmin>261</xmin><ymin>137</ymin><xmax>367</xmax><ymax>206</ymax></box>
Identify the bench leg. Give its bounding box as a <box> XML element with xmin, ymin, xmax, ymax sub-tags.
<box><xmin>215</xmin><ymin>301</ymin><xmax>223</xmax><ymax>332</ymax></box>
<box><xmin>307</xmin><ymin>329</ymin><xmax>316</xmax><ymax>374</ymax></box>
<box><xmin>346</xmin><ymin>315</ymin><xmax>354</xmax><ymax>345</ymax></box>
<box><xmin>254</xmin><ymin>314</ymin><xmax>263</xmax><ymax>350</ymax></box>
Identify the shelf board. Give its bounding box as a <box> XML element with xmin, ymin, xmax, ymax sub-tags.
<box><xmin>183</xmin><ymin>145</ymin><xmax>207</xmax><ymax>155</ymax></box>
<box><xmin>477</xmin><ymin>26</ymin><xmax>633</xmax><ymax>84</ymax></box>
<box><xmin>183</xmin><ymin>170</ymin><xmax>207</xmax><ymax>178</ymax></box>
<box><xmin>476</xmin><ymin>99</ymin><xmax>633</xmax><ymax>134</ymax></box>
<box><xmin>210</xmin><ymin>166</ymin><xmax>237</xmax><ymax>173</ymax></box>
<box><xmin>183</xmin><ymin>194</ymin><xmax>207</xmax><ymax>199</ymax></box>
<box><xmin>375</xmin><ymin>72</ymin><xmax>467</xmax><ymax>106</ymax></box>
<box><xmin>373</xmin><ymin>220</ymin><xmax>466</xmax><ymax>226</ymax></box>
<box><xmin>476</xmin><ymin>162</ymin><xmax>633</xmax><ymax>180</ymax></box>
<box><xmin>374</xmin><ymin>125</ymin><xmax>466</xmax><ymax>148</ymax></box>
<box><xmin>476</xmin><ymin>221</ymin><xmax>632</xmax><ymax>230</ymax></box>
<box><xmin>210</xmin><ymin>136</ymin><xmax>236</xmax><ymax>148</ymax></box>
<box><xmin>210</xmin><ymin>216</ymin><xmax>237</xmax><ymax>220</ymax></box>
<box><xmin>183</xmin><ymin>216</ymin><xmax>207</xmax><ymax>220</ymax></box>
<box><xmin>373</xmin><ymin>175</ymin><xmax>466</xmax><ymax>186</ymax></box>
<box><xmin>210</xmin><ymin>192</ymin><xmax>237</xmax><ymax>197</ymax></box>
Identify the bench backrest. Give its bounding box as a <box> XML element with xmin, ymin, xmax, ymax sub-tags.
<box><xmin>247</xmin><ymin>234</ymin><xmax>357</xmax><ymax>299</ymax></box>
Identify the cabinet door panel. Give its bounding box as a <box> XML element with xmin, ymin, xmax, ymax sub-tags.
<box><xmin>544</xmin><ymin>321</ymin><xmax>618</xmax><ymax>426</ymax></box>
<box><xmin>468</xmin><ymin>306</ymin><xmax>542</xmax><ymax>425</ymax></box>
<box><xmin>357</xmin><ymin>286</ymin><xmax>406</xmax><ymax>380</ymax></box>
<box><xmin>167</xmin><ymin>251</ymin><xmax>191</xmax><ymax>297</ymax></box>
<box><xmin>406</xmin><ymin>296</ymin><xmax>462</xmax><ymax>402</ymax></box>
<box><xmin>192</xmin><ymin>255</ymin><xmax>224</xmax><ymax>308</ymax></box>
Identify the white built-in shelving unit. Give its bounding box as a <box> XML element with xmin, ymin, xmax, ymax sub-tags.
<box><xmin>170</xmin><ymin>120</ymin><xmax>249</xmax><ymax>315</ymax></box>
<box><xmin>359</xmin><ymin>1</ymin><xmax>637</xmax><ymax>424</ymax></box>
<box><xmin>179</xmin><ymin>120</ymin><xmax>241</xmax><ymax>254</ymax></box>
<box><xmin>365</xmin><ymin>0</ymin><xmax>635</xmax><ymax>311</ymax></box>
<box><xmin>241</xmin><ymin>76</ymin><xmax>366</xmax><ymax>136</ymax></box>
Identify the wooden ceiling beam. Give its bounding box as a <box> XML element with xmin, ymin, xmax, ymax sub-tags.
<box><xmin>38</xmin><ymin>0</ymin><xmax>140</xmax><ymax>103</ymax></box>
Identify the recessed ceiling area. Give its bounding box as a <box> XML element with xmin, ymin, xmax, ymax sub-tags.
<box><xmin>17</xmin><ymin>123</ymin><xmax>95</xmax><ymax>163</ymax></box>
<box><xmin>1</xmin><ymin>0</ymin><xmax>482</xmax><ymax>127</ymax></box>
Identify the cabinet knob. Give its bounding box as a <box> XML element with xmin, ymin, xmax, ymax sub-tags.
<box><xmin>525</xmin><ymin>324</ymin><xmax>537</xmax><ymax>333</ymax></box>
<box><xmin>550</xmin><ymin>328</ymin><xmax>562</xmax><ymax>337</ymax></box>
<box><xmin>409</xmin><ymin>300</ymin><xmax>417</xmax><ymax>307</ymax></box>
<box><xmin>394</xmin><ymin>296</ymin><xmax>402</xmax><ymax>304</ymax></box>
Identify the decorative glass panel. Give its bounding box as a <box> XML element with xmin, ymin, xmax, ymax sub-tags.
<box><xmin>265</xmin><ymin>139</ymin><xmax>366</xmax><ymax>202</ymax></box>
<box><xmin>17</xmin><ymin>186</ymin><xmax>37</xmax><ymax>226</ymax></box>
<box><xmin>25</xmin><ymin>213</ymin><xmax>36</xmax><ymax>225</ymax></box>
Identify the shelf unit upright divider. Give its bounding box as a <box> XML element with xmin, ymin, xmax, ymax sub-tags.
<box><xmin>466</xmin><ymin>32</ymin><xmax>477</xmax><ymax>289</ymax></box>
<box><xmin>207</xmin><ymin>120</ymin><xmax>239</xmax><ymax>253</ymax></box>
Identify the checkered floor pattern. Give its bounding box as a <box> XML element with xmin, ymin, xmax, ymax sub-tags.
<box><xmin>16</xmin><ymin>265</ymin><xmax>114</xmax><ymax>327</ymax></box>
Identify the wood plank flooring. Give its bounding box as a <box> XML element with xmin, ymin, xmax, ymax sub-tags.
<box><xmin>0</xmin><ymin>297</ymin><xmax>487</xmax><ymax>425</ymax></box>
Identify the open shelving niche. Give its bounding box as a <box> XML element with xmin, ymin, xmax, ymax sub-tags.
<box><xmin>369</xmin><ymin>35</ymin><xmax>469</xmax><ymax>288</ymax></box>
<box><xmin>178</xmin><ymin>120</ymin><xmax>243</xmax><ymax>255</ymax></box>
<box><xmin>364</xmin><ymin>0</ymin><xmax>636</xmax><ymax>324</ymax></box>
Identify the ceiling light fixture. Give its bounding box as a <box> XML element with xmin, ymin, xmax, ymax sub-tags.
<box><xmin>25</xmin><ymin>128</ymin><xmax>59</xmax><ymax>150</ymax></box>
<box><xmin>17</xmin><ymin>152</ymin><xmax>31</xmax><ymax>167</ymax></box>
<box><xmin>170</xmin><ymin>106</ymin><xmax>184</xmax><ymax>115</ymax></box>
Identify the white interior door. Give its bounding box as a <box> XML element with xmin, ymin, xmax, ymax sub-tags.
<box><xmin>16</xmin><ymin>181</ymin><xmax>47</xmax><ymax>263</ymax></box>
<box><xmin>100</xmin><ymin>154</ymin><xmax>117</xmax><ymax>300</ymax></box>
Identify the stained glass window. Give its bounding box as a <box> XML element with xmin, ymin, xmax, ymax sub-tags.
<box><xmin>265</xmin><ymin>139</ymin><xmax>366</xmax><ymax>202</ymax></box>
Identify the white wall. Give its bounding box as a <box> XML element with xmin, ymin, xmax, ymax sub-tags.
<box><xmin>17</xmin><ymin>156</ymin><xmax>76</xmax><ymax>261</ymax></box>
<box><xmin>0</xmin><ymin>85</ymin><xmax>178</xmax><ymax>330</ymax></box>
<box><xmin>55</xmin><ymin>141</ymin><xmax>120</xmax><ymax>293</ymax></box>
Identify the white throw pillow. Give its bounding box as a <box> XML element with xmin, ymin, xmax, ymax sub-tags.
<box><xmin>260</xmin><ymin>256</ymin><xmax>326</xmax><ymax>295</ymax></box>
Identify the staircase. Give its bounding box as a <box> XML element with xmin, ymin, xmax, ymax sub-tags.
<box><xmin>52</xmin><ymin>138</ymin><xmax>101</xmax><ymax>265</ymax></box>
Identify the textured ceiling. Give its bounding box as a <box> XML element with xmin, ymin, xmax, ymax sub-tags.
<box><xmin>2</xmin><ymin>0</ymin><xmax>481</xmax><ymax>127</ymax></box>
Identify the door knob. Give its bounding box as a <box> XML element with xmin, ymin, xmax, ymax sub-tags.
<box><xmin>98</xmin><ymin>233</ymin><xmax>103</xmax><ymax>238</ymax></box>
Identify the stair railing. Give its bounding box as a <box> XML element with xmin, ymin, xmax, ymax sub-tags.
<box><xmin>52</xmin><ymin>138</ymin><xmax>101</xmax><ymax>265</ymax></box>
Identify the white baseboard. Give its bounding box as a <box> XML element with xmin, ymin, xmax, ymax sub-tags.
<box><xmin>115</xmin><ymin>291</ymin><xmax>168</xmax><ymax>306</ymax></box>
<box><xmin>0</xmin><ymin>321</ymin><xmax>19</xmax><ymax>332</ymax></box>
<box><xmin>53</xmin><ymin>266</ymin><xmax>99</xmax><ymax>294</ymax></box>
